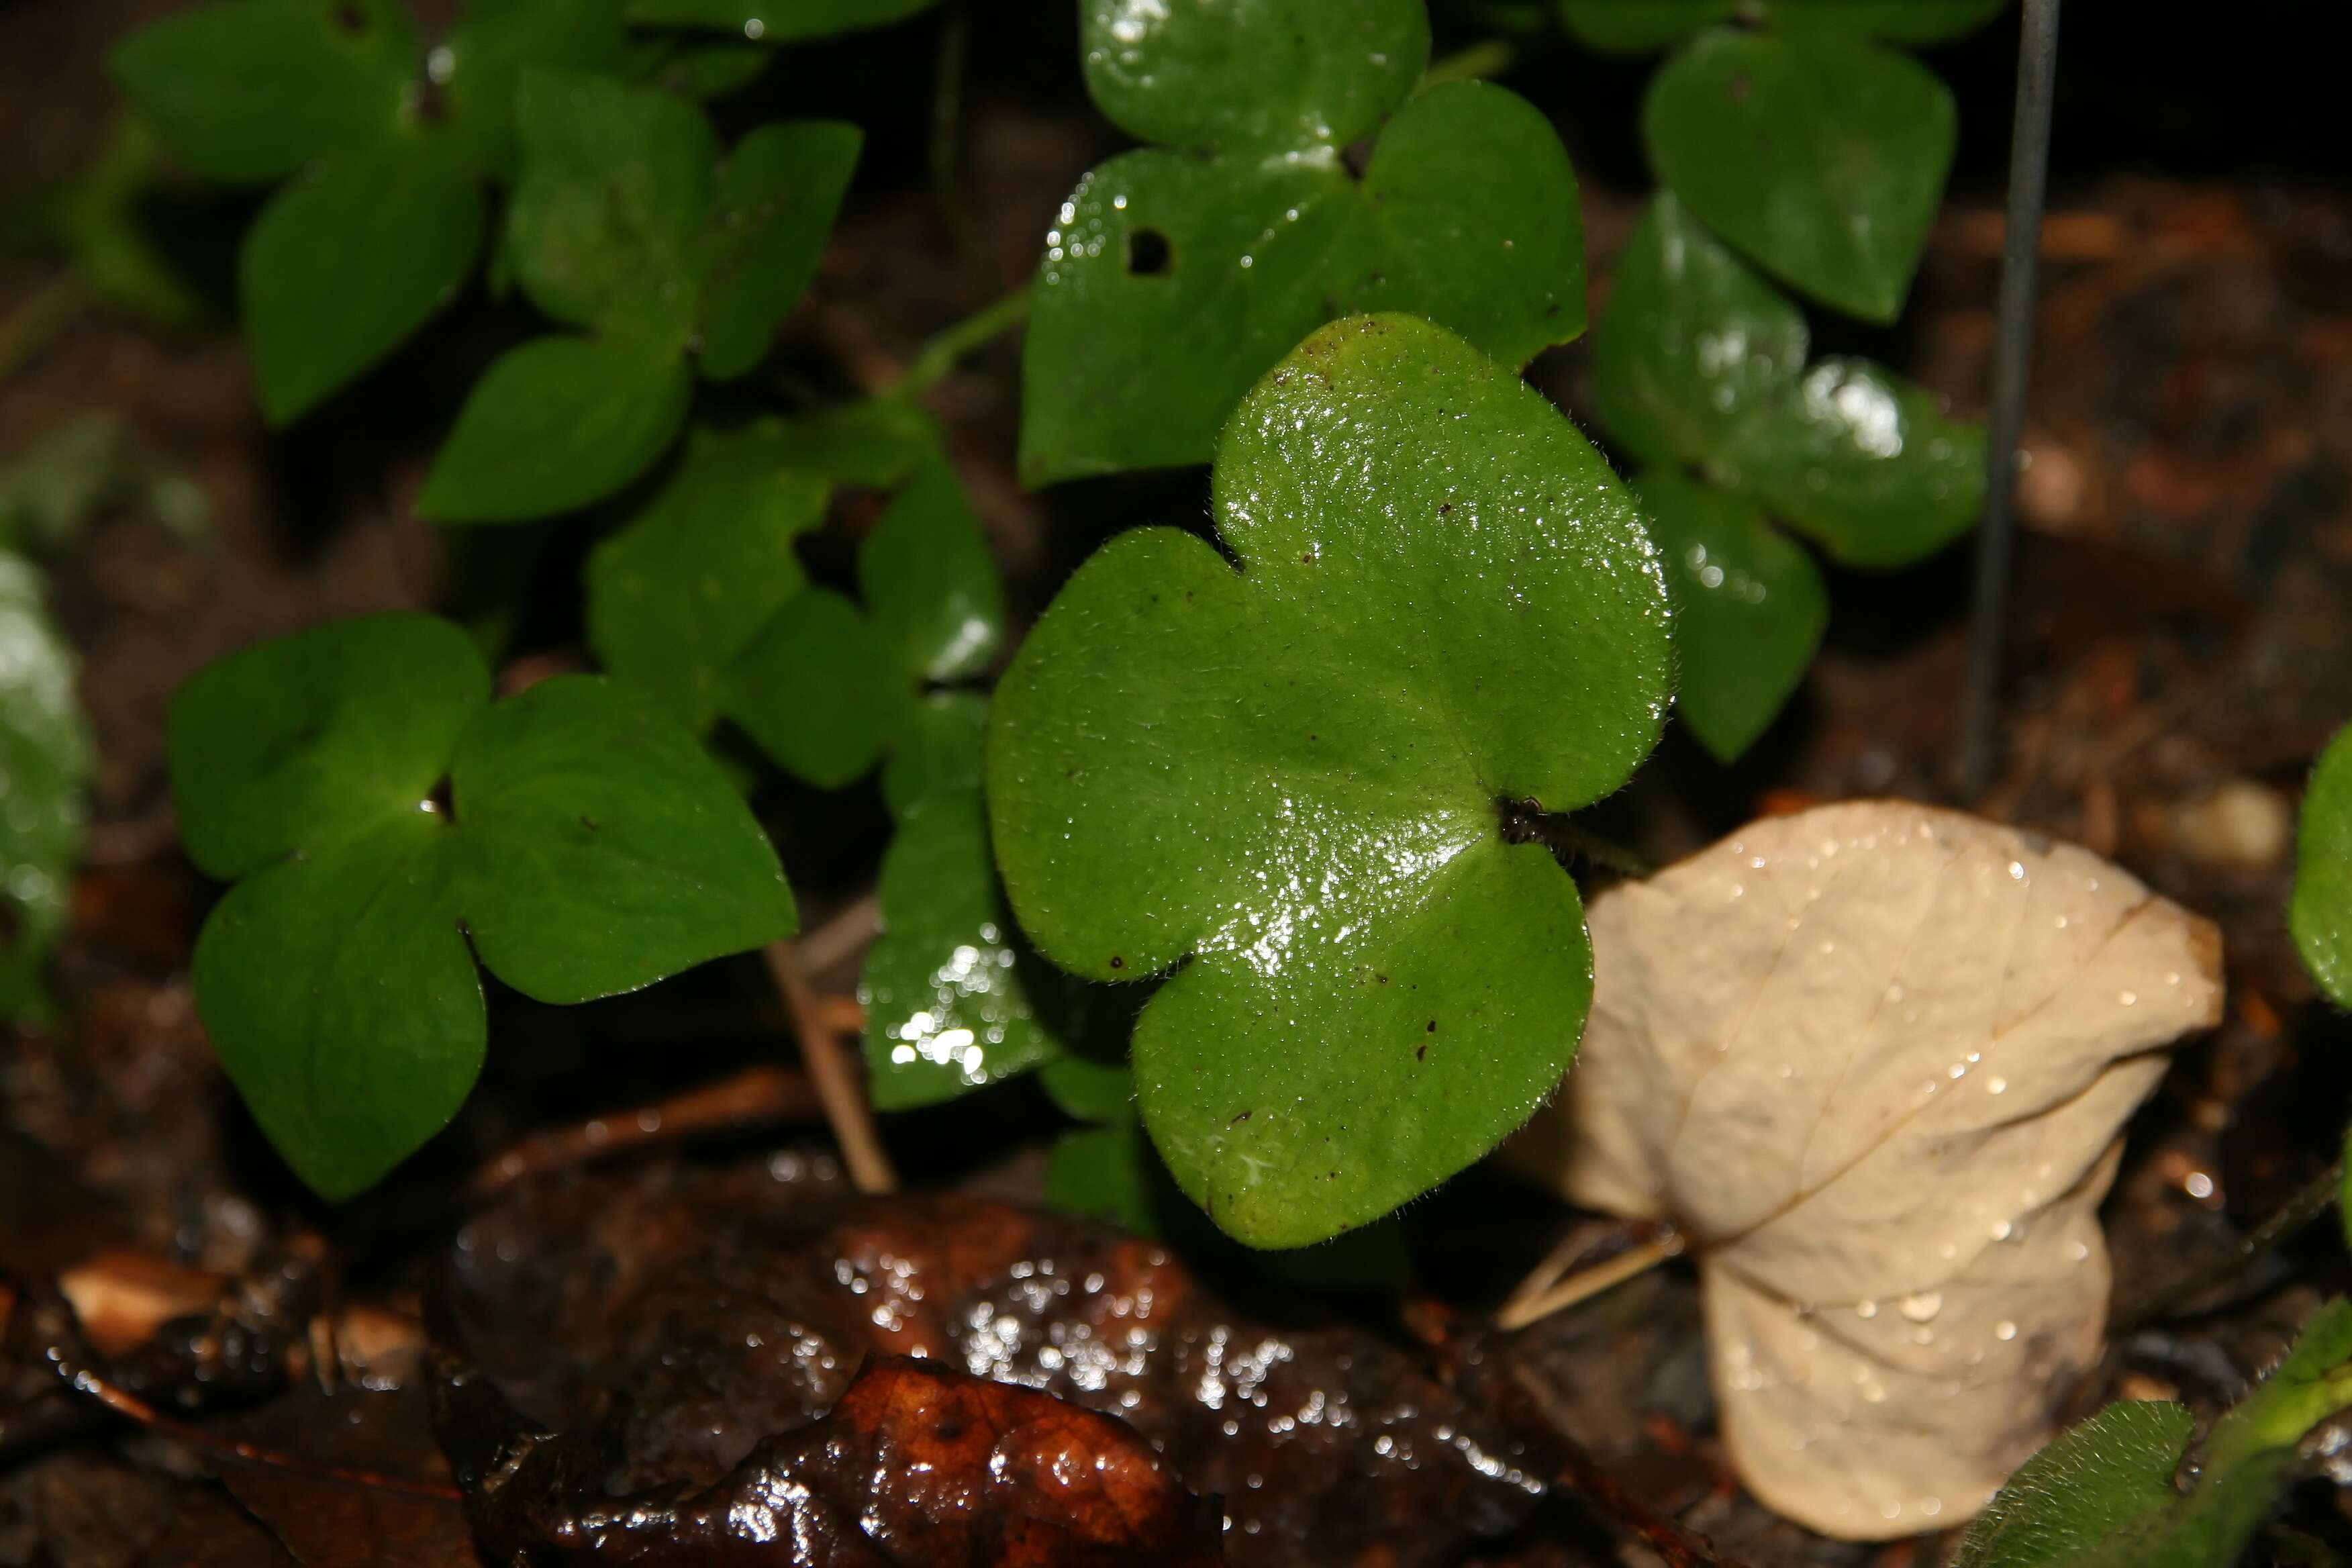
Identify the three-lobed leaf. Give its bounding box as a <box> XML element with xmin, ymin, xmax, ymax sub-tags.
<box><xmin>1022</xmin><ymin>1</ymin><xmax>1587</xmax><ymax>484</ymax></box>
<box><xmin>1645</xmin><ymin>26</ymin><xmax>1957</xmax><ymax>322</ymax></box>
<box><xmin>170</xmin><ymin>613</ymin><xmax>796</xmax><ymax>1197</ymax></box>
<box><xmin>1635</xmin><ymin>471</ymin><xmax>1824</xmax><ymax>762</ymax></box>
<box><xmin>2294</xmin><ymin>724</ymin><xmax>2352</xmax><ymax>1009</ymax></box>
<box><xmin>991</xmin><ymin>315</ymin><xmax>1673</xmax><ymax>1247</ymax></box>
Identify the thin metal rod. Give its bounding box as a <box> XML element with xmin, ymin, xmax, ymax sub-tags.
<box><xmin>1956</xmin><ymin>0</ymin><xmax>2061</xmax><ymax>801</ymax></box>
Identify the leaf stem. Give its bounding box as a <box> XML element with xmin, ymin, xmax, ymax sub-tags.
<box><xmin>1424</xmin><ymin>38</ymin><xmax>1519</xmax><ymax>86</ymax></box>
<box><xmin>762</xmin><ymin>937</ymin><xmax>897</xmax><ymax>1193</ymax></box>
<box><xmin>1496</xmin><ymin>1228</ymin><xmax>1685</xmax><ymax>1331</ymax></box>
<box><xmin>891</xmin><ymin>285</ymin><xmax>1032</xmax><ymax>399</ymax></box>
<box><xmin>0</xmin><ymin>271</ymin><xmax>86</xmax><ymax>385</ymax></box>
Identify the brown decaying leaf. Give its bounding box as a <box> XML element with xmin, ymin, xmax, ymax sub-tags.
<box><xmin>215</xmin><ymin>1385</ymin><xmax>483</xmax><ymax>1568</ymax></box>
<box><xmin>1506</xmin><ymin>802</ymin><xmax>2223</xmax><ymax>1540</ymax></box>
<box><xmin>440</xmin><ymin>1352</ymin><xmax>1224</xmax><ymax>1565</ymax></box>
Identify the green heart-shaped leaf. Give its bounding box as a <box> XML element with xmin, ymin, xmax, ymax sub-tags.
<box><xmin>240</xmin><ymin>135</ymin><xmax>486</xmax><ymax>426</ymax></box>
<box><xmin>109</xmin><ymin>0</ymin><xmax>418</xmax><ymax>184</ymax></box>
<box><xmin>2294</xmin><ymin>724</ymin><xmax>2352</xmax><ymax>1010</ymax></box>
<box><xmin>1636</xmin><ymin>471</ymin><xmax>1825</xmax><ymax>762</ymax></box>
<box><xmin>1590</xmin><ymin>193</ymin><xmax>1809</xmax><ymax>470</ymax></box>
<box><xmin>586</xmin><ymin>430</ymin><xmax>834</xmax><ymax>727</ymax></box>
<box><xmin>190</xmin><ymin>812</ymin><xmax>480</xmax><ymax>1200</ymax></box>
<box><xmin>623</xmin><ymin>0</ymin><xmax>940</xmax><ymax>42</ymax></box>
<box><xmin>1081</xmin><ymin>0</ymin><xmax>1426</xmax><ymax>155</ymax></box>
<box><xmin>1040</xmin><ymin>1051</ymin><xmax>1136</xmax><ymax>1125</ymax></box>
<box><xmin>1714</xmin><ymin>356</ymin><xmax>1983</xmax><ymax>567</ymax></box>
<box><xmin>989</xmin><ymin>315</ymin><xmax>1672</xmax><ymax>1247</ymax></box>
<box><xmin>448</xmin><ymin>675</ymin><xmax>797</xmax><ymax>1004</ymax></box>
<box><xmin>507</xmin><ymin>68</ymin><xmax>716</xmax><ymax>344</ymax></box>
<box><xmin>1645</xmin><ymin>28</ymin><xmax>1955</xmax><ymax>322</ymax></box>
<box><xmin>1046</xmin><ymin>1120</ymin><xmax>1161</xmax><ymax>1236</ymax></box>
<box><xmin>1591</xmin><ymin>197</ymin><xmax>1983</xmax><ymax>571</ymax></box>
<box><xmin>0</xmin><ymin>556</ymin><xmax>91</xmax><ymax>1016</ymax></box>
<box><xmin>417</xmin><ymin>335</ymin><xmax>693</xmax><ymax>522</ymax></box>
<box><xmin>723</xmin><ymin>457</ymin><xmax>1004</xmax><ymax>795</ymax></box>
<box><xmin>168</xmin><ymin>612</ymin><xmax>489</xmax><ymax>881</ymax></box>
<box><xmin>1022</xmin><ymin>1</ymin><xmax>1588</xmax><ymax>485</ymax></box>
<box><xmin>695</xmin><ymin>121</ymin><xmax>863</xmax><ymax>381</ymax></box>
<box><xmin>861</xmin><ymin>789</ymin><xmax>1059</xmax><ymax>1108</ymax></box>
<box><xmin>174</xmin><ymin>616</ymin><xmax>797</xmax><ymax>1197</ymax></box>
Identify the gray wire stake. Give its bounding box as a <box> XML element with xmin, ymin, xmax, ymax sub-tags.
<box><xmin>1956</xmin><ymin>0</ymin><xmax>2061</xmax><ymax>801</ymax></box>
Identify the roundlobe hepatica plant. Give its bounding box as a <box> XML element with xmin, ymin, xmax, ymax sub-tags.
<box><xmin>988</xmin><ymin>314</ymin><xmax>1674</xmax><ymax>1248</ymax></box>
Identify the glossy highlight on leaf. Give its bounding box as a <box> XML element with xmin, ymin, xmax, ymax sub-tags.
<box><xmin>861</xmin><ymin>791</ymin><xmax>1059</xmax><ymax>1109</ymax></box>
<box><xmin>1023</xmin><ymin>1</ymin><xmax>1587</xmax><ymax>484</ymax></box>
<box><xmin>1645</xmin><ymin>27</ymin><xmax>1957</xmax><ymax>323</ymax></box>
<box><xmin>2294</xmin><ymin>723</ymin><xmax>2352</xmax><ymax>1008</ymax></box>
<box><xmin>990</xmin><ymin>315</ymin><xmax>1673</xmax><ymax>1246</ymax></box>
<box><xmin>1636</xmin><ymin>470</ymin><xmax>1825</xmax><ymax>762</ymax></box>
<box><xmin>172</xmin><ymin>615</ymin><xmax>795</xmax><ymax>1197</ymax></box>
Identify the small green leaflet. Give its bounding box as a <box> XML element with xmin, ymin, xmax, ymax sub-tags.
<box><xmin>0</xmin><ymin>556</ymin><xmax>92</xmax><ymax>1018</ymax></box>
<box><xmin>1645</xmin><ymin>26</ymin><xmax>1957</xmax><ymax>323</ymax></box>
<box><xmin>170</xmin><ymin>612</ymin><xmax>795</xmax><ymax>1197</ymax></box>
<box><xmin>1955</xmin><ymin>1299</ymin><xmax>2352</xmax><ymax>1567</ymax></box>
<box><xmin>110</xmin><ymin>0</ymin><xmax>634</xmax><ymax>426</ymax></box>
<box><xmin>989</xmin><ymin>315</ymin><xmax>1673</xmax><ymax>1248</ymax></box>
<box><xmin>1021</xmin><ymin>0</ymin><xmax>1587</xmax><ymax>484</ymax></box>
<box><xmin>1591</xmin><ymin>195</ymin><xmax>1980</xmax><ymax>759</ymax></box>
<box><xmin>1635</xmin><ymin>471</ymin><xmax>1824</xmax><ymax>763</ymax></box>
<box><xmin>419</xmin><ymin>70</ymin><xmax>861</xmax><ymax>522</ymax></box>
<box><xmin>1040</xmin><ymin>1054</ymin><xmax>1156</xmax><ymax>1235</ymax></box>
<box><xmin>2294</xmin><ymin>723</ymin><xmax>2352</xmax><ymax>1009</ymax></box>
<box><xmin>1594</xmin><ymin>196</ymin><xmax>1983</xmax><ymax>565</ymax></box>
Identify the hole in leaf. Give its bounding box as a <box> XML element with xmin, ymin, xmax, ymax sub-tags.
<box><xmin>1341</xmin><ymin>136</ymin><xmax>1376</xmax><ymax>179</ymax></box>
<box><xmin>1124</xmin><ymin>228</ymin><xmax>1173</xmax><ymax>277</ymax></box>
<box><xmin>334</xmin><ymin>2</ymin><xmax>368</xmax><ymax>32</ymax></box>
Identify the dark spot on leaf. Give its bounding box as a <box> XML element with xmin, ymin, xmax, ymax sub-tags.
<box><xmin>1728</xmin><ymin>73</ymin><xmax>1751</xmax><ymax>103</ymax></box>
<box><xmin>1438</xmin><ymin>502</ymin><xmax>1453</xmax><ymax>515</ymax></box>
<box><xmin>1109</xmin><ymin>955</ymin><xmax>1125</xmax><ymax>970</ymax></box>
<box><xmin>1302</xmin><ymin>551</ymin><xmax>1315</xmax><ymax>564</ymax></box>
<box><xmin>1416</xmin><ymin>1044</ymin><xmax>1428</xmax><ymax>1061</ymax></box>
<box><xmin>1124</xmin><ymin>228</ymin><xmax>1173</xmax><ymax>276</ymax></box>
<box><xmin>1426</xmin><ymin>1020</ymin><xmax>1437</xmax><ymax>1033</ymax></box>
<box><xmin>335</xmin><ymin>1</ymin><xmax>366</xmax><ymax>30</ymax></box>
<box><xmin>1545</xmin><ymin>303</ymin><xmax>1561</xmax><ymax>318</ymax></box>
<box><xmin>1230</xmin><ymin>1110</ymin><xmax>1251</xmax><ymax>1126</ymax></box>
<box><xmin>579</xmin><ymin>815</ymin><xmax>600</xmax><ymax>832</ymax></box>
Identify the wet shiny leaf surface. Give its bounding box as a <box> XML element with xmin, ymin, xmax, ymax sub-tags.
<box><xmin>1646</xmin><ymin>28</ymin><xmax>1956</xmax><ymax>322</ymax></box>
<box><xmin>1022</xmin><ymin>3</ymin><xmax>1586</xmax><ymax>484</ymax></box>
<box><xmin>991</xmin><ymin>315</ymin><xmax>1673</xmax><ymax>1246</ymax></box>
<box><xmin>1590</xmin><ymin>193</ymin><xmax>1810</xmax><ymax>470</ymax></box>
<box><xmin>2292</xmin><ymin>723</ymin><xmax>2352</xmax><ymax>1008</ymax></box>
<box><xmin>1635</xmin><ymin>469</ymin><xmax>1825</xmax><ymax>763</ymax></box>
<box><xmin>1716</xmin><ymin>354</ymin><xmax>1985</xmax><ymax>567</ymax></box>
<box><xmin>862</xmin><ymin>790</ymin><xmax>1058</xmax><ymax>1108</ymax></box>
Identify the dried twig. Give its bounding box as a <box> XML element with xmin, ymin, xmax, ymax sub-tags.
<box><xmin>1496</xmin><ymin>1226</ymin><xmax>1684</xmax><ymax>1332</ymax></box>
<box><xmin>763</xmin><ymin>938</ymin><xmax>897</xmax><ymax>1193</ymax></box>
<box><xmin>464</xmin><ymin>1063</ymin><xmax>824</xmax><ymax>1201</ymax></box>
<box><xmin>796</xmin><ymin>892</ymin><xmax>882</xmax><ymax>977</ymax></box>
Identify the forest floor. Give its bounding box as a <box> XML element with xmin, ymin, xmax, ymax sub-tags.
<box><xmin>6</xmin><ymin>1</ymin><xmax>2352</xmax><ymax>1563</ymax></box>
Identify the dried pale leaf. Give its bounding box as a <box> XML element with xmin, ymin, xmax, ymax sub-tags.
<box><xmin>1506</xmin><ymin>802</ymin><xmax>2222</xmax><ymax>1540</ymax></box>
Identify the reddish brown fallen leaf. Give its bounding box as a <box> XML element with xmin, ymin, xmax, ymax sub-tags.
<box><xmin>215</xmin><ymin>1385</ymin><xmax>483</xmax><ymax>1568</ymax></box>
<box><xmin>441</xmin><ymin>1353</ymin><xmax>1223</xmax><ymax>1565</ymax></box>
